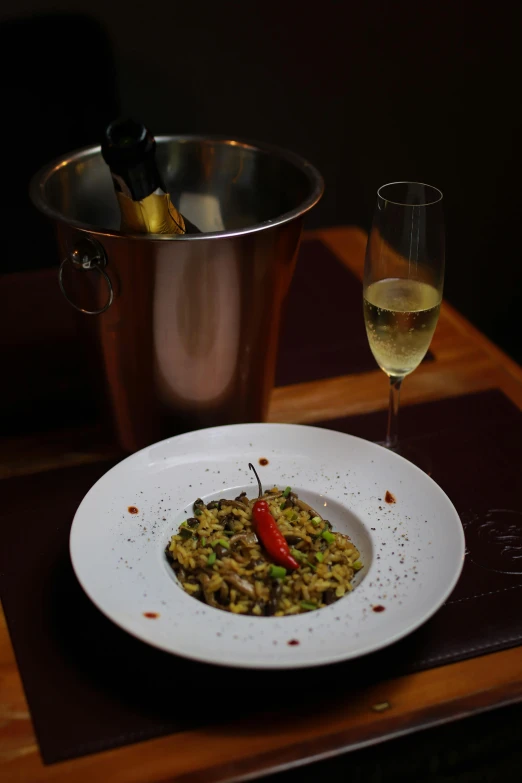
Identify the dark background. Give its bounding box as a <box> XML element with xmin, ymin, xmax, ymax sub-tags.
<box><xmin>1</xmin><ymin>4</ymin><xmax>521</xmax><ymax>778</ymax></box>
<box><xmin>2</xmin><ymin>0</ymin><xmax>522</xmax><ymax>364</ymax></box>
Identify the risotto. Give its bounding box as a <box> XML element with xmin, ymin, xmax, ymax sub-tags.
<box><xmin>165</xmin><ymin>485</ymin><xmax>362</xmax><ymax>616</ymax></box>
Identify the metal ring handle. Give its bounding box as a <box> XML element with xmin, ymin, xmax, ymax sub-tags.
<box><xmin>58</xmin><ymin>256</ymin><xmax>114</xmax><ymax>315</ymax></box>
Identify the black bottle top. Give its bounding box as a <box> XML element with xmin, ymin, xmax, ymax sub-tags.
<box><xmin>101</xmin><ymin>118</ymin><xmax>164</xmax><ymax>201</ymax></box>
<box><xmin>101</xmin><ymin>118</ymin><xmax>201</xmax><ymax>233</ymax></box>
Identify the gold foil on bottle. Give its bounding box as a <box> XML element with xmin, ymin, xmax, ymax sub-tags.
<box><xmin>116</xmin><ymin>191</ymin><xmax>186</xmax><ymax>235</ymax></box>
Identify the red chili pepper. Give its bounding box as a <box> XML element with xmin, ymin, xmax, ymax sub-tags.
<box><xmin>252</xmin><ymin>499</ymin><xmax>300</xmax><ymax>570</ymax></box>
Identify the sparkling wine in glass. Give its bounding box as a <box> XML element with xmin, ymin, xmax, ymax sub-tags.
<box><xmin>363</xmin><ymin>182</ymin><xmax>444</xmax><ymax>459</ymax></box>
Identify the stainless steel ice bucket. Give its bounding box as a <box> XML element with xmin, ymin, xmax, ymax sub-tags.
<box><xmin>30</xmin><ymin>136</ymin><xmax>323</xmax><ymax>451</ymax></box>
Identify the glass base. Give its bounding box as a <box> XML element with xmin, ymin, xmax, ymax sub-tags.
<box><xmin>375</xmin><ymin>440</ymin><xmax>433</xmax><ymax>475</ymax></box>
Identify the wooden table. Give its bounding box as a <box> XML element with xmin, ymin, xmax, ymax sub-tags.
<box><xmin>2</xmin><ymin>227</ymin><xmax>522</xmax><ymax>782</ymax></box>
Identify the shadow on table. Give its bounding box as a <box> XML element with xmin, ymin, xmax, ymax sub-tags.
<box><xmin>257</xmin><ymin>701</ymin><xmax>522</xmax><ymax>783</ymax></box>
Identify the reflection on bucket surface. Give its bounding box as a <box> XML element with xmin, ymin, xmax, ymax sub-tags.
<box><xmin>30</xmin><ymin>137</ymin><xmax>323</xmax><ymax>452</ymax></box>
<box><xmin>153</xmin><ymin>241</ymin><xmax>240</xmax><ymax>407</ymax></box>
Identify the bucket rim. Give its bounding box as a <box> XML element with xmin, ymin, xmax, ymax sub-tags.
<box><xmin>29</xmin><ymin>134</ymin><xmax>324</xmax><ymax>241</ymax></box>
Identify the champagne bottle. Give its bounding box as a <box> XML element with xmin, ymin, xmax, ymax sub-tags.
<box><xmin>101</xmin><ymin>118</ymin><xmax>200</xmax><ymax>234</ymax></box>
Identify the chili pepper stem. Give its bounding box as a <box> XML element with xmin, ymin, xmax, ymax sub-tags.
<box><xmin>248</xmin><ymin>462</ymin><xmax>263</xmax><ymax>498</ymax></box>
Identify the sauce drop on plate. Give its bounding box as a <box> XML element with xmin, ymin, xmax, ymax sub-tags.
<box><xmin>385</xmin><ymin>491</ymin><xmax>396</xmax><ymax>504</ymax></box>
<box><xmin>287</xmin><ymin>639</ymin><xmax>300</xmax><ymax>646</ymax></box>
<box><xmin>128</xmin><ymin>506</ymin><xmax>139</xmax><ymax>514</ymax></box>
<box><xmin>372</xmin><ymin>605</ymin><xmax>386</xmax><ymax>613</ymax></box>
<box><xmin>259</xmin><ymin>458</ymin><xmax>269</xmax><ymax>466</ymax></box>
<box><xmin>143</xmin><ymin>612</ymin><xmax>159</xmax><ymax>619</ymax></box>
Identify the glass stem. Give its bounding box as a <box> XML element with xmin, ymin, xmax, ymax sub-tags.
<box><xmin>385</xmin><ymin>375</ymin><xmax>403</xmax><ymax>449</ymax></box>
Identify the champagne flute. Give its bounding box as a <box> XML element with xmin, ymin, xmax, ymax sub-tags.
<box><xmin>363</xmin><ymin>182</ymin><xmax>444</xmax><ymax>459</ymax></box>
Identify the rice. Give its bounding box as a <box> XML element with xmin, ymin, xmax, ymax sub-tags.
<box><xmin>165</xmin><ymin>487</ymin><xmax>362</xmax><ymax>616</ymax></box>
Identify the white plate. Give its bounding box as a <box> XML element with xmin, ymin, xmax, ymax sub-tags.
<box><xmin>70</xmin><ymin>424</ymin><xmax>464</xmax><ymax>669</ymax></box>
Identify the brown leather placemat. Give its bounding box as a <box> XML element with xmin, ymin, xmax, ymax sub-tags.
<box><xmin>1</xmin><ymin>389</ymin><xmax>521</xmax><ymax>764</ymax></box>
<box><xmin>318</xmin><ymin>389</ymin><xmax>522</xmax><ymax>669</ymax></box>
<box><xmin>275</xmin><ymin>239</ymin><xmax>433</xmax><ymax>386</ymax></box>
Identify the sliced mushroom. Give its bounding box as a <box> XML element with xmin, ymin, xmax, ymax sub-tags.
<box><xmin>230</xmin><ymin>532</ymin><xmax>258</xmax><ymax>564</ymax></box>
<box><xmin>229</xmin><ymin>532</ymin><xmax>258</xmax><ymax>547</ymax></box>
<box><xmin>283</xmin><ymin>534</ymin><xmax>303</xmax><ymax>546</ymax></box>
<box><xmin>294</xmin><ymin>498</ymin><xmax>322</xmax><ymax>518</ymax></box>
<box><xmin>323</xmin><ymin>588</ymin><xmax>336</xmax><ymax>605</ymax></box>
<box><xmin>171</xmin><ymin>562</ymin><xmax>186</xmax><ymax>582</ymax></box>
<box><xmin>222</xmin><ymin>514</ymin><xmax>242</xmax><ymax>532</ymax></box>
<box><xmin>199</xmin><ymin>574</ymin><xmax>220</xmax><ymax>607</ymax></box>
<box><xmin>214</xmin><ymin>544</ymin><xmax>229</xmax><ymax>559</ymax></box>
<box><xmin>217</xmin><ymin>582</ymin><xmax>230</xmax><ymax>605</ymax></box>
<box><xmin>261</xmin><ymin>491</ymin><xmax>283</xmax><ymax>501</ymax></box>
<box><xmin>223</xmin><ymin>573</ymin><xmax>256</xmax><ymax>598</ymax></box>
<box><xmin>266</xmin><ymin>580</ymin><xmax>282</xmax><ymax>615</ymax></box>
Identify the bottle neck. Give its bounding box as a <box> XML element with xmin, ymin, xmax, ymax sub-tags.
<box><xmin>101</xmin><ymin>119</ymin><xmax>163</xmax><ymax>202</ymax></box>
<box><xmin>102</xmin><ymin>120</ymin><xmax>202</xmax><ymax>233</ymax></box>
<box><xmin>110</xmin><ymin>158</ymin><xmax>164</xmax><ymax>202</ymax></box>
